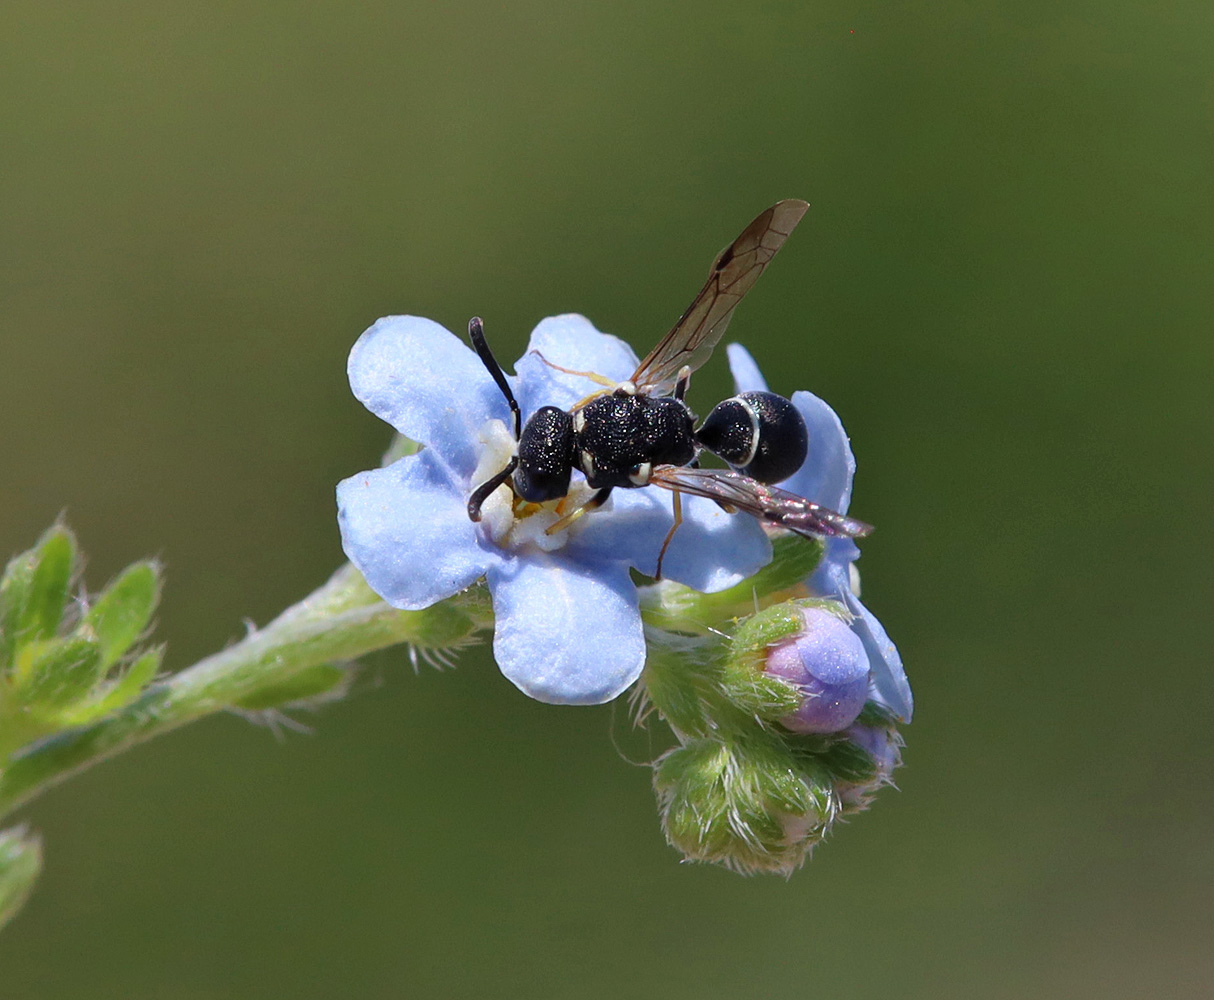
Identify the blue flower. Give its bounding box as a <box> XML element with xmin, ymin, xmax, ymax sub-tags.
<box><xmin>337</xmin><ymin>314</ymin><xmax>771</xmax><ymax>706</ymax></box>
<box><xmin>725</xmin><ymin>344</ymin><xmax>913</xmax><ymax>722</ymax></box>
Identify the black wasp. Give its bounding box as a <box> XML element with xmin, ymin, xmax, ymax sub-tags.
<box><xmin>465</xmin><ymin>199</ymin><xmax>873</xmax><ymax>570</ymax></box>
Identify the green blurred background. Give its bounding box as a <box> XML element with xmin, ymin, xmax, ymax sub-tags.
<box><xmin>2</xmin><ymin>1</ymin><xmax>1211</xmax><ymax>996</ymax></box>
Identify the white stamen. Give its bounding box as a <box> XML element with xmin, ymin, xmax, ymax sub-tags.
<box><xmin>472</xmin><ymin>419</ymin><xmax>517</xmax><ymax>485</ymax></box>
<box><xmin>470</xmin><ymin>419</ymin><xmax>605</xmax><ymax>554</ymax></box>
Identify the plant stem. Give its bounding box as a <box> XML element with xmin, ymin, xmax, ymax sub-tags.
<box><xmin>0</xmin><ymin>564</ymin><xmax>490</xmax><ymax>820</ymax></box>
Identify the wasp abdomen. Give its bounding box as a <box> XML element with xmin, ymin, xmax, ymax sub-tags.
<box><xmin>697</xmin><ymin>391</ymin><xmax>807</xmax><ymax>484</ymax></box>
<box><xmin>515</xmin><ymin>406</ymin><xmax>576</xmax><ymax>502</ymax></box>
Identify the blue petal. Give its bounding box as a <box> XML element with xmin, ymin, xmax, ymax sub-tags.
<box><xmin>566</xmin><ymin>488</ymin><xmax>772</xmax><ymax>592</ymax></box>
<box><xmin>848</xmin><ymin>596</ymin><xmax>912</xmax><ymax>722</ymax></box>
<box><xmin>810</xmin><ymin>557</ymin><xmax>913</xmax><ymax>722</ymax></box>
<box><xmin>781</xmin><ymin>390</ymin><xmax>856</xmax><ymax>512</ymax></box>
<box><xmin>726</xmin><ymin>343</ymin><xmax>769</xmax><ymax>394</ymax></box>
<box><xmin>808</xmin><ymin>537</ymin><xmax>861</xmax><ymax>595</ymax></box>
<box><xmin>514</xmin><ymin>314</ymin><xmax>639</xmax><ymax>416</ymax></box>
<box><xmin>487</xmin><ymin>554</ymin><xmax>644</xmax><ymax>704</ymax></box>
<box><xmin>348</xmin><ymin>316</ymin><xmax>511</xmax><ymax>480</ymax></box>
<box><xmin>728</xmin><ymin>344</ymin><xmax>856</xmax><ymax>512</ymax></box>
<box><xmin>337</xmin><ymin>450</ymin><xmax>494</xmax><ymax>610</ymax></box>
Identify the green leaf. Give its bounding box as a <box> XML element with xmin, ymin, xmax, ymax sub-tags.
<box><xmin>739</xmin><ymin>532</ymin><xmax>826</xmax><ymax>598</ymax></box>
<box><xmin>13</xmin><ymin>634</ymin><xmax>103</xmax><ymax>712</ymax></box>
<box><xmin>85</xmin><ymin>561</ymin><xmax>161</xmax><ymax>668</ymax></box>
<box><xmin>0</xmin><ymin>526</ymin><xmax>78</xmax><ymax>671</ymax></box>
<box><xmin>0</xmin><ymin>551</ymin><xmax>36</xmax><ymax>672</ymax></box>
<box><xmin>25</xmin><ymin>527</ymin><xmax>77</xmax><ymax>643</ymax></box>
<box><xmin>56</xmin><ymin>646</ymin><xmax>164</xmax><ymax>725</ymax></box>
<box><xmin>0</xmin><ymin>826</ymin><xmax>42</xmax><ymax>932</ymax></box>
<box><xmin>233</xmin><ymin>663</ymin><xmax>350</xmax><ymax>711</ymax></box>
<box><xmin>638</xmin><ymin>534</ymin><xmax>825</xmax><ymax>634</ymax></box>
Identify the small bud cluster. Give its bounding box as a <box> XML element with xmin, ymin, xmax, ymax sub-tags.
<box><xmin>641</xmin><ymin>535</ymin><xmax>906</xmax><ymax>875</ymax></box>
<box><xmin>0</xmin><ymin>524</ymin><xmax>164</xmax><ymax>758</ymax></box>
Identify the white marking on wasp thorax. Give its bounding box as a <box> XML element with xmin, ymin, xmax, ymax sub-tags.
<box><xmin>617</xmin><ymin>380</ymin><xmax>637</xmax><ymax>395</ymax></box>
<box><xmin>572</xmin><ymin>410</ymin><xmax>586</xmax><ymax>434</ymax></box>
<box><xmin>580</xmin><ymin>452</ymin><xmax>596</xmax><ymax>479</ymax></box>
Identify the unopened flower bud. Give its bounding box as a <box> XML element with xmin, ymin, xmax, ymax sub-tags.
<box><xmin>765</xmin><ymin>606</ymin><xmax>870</xmax><ymax>734</ymax></box>
<box><xmin>654</xmin><ymin>736</ymin><xmax>837</xmax><ymax>875</ymax></box>
<box><xmin>837</xmin><ymin>723</ymin><xmax>903</xmax><ymax>811</ymax></box>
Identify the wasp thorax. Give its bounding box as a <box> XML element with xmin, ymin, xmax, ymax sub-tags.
<box><xmin>575</xmin><ymin>392</ymin><xmax>696</xmax><ymax>489</ymax></box>
<box><xmin>696</xmin><ymin>391</ymin><xmax>808</xmax><ymax>484</ymax></box>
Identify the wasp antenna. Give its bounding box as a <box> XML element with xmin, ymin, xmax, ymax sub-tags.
<box><xmin>467</xmin><ymin>317</ymin><xmax>521</xmax><ymax>438</ymax></box>
<box><xmin>467</xmin><ymin>456</ymin><xmax>519</xmax><ymax>522</ymax></box>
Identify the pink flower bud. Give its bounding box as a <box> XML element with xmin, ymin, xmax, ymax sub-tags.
<box><xmin>765</xmin><ymin>606</ymin><xmax>870</xmax><ymax>733</ymax></box>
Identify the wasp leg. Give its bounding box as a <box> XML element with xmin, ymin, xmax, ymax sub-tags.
<box><xmin>468</xmin><ymin>317</ymin><xmax>521</xmax><ymax>438</ymax></box>
<box><xmin>544</xmin><ymin>487</ymin><xmax>613</xmax><ymax>535</ymax></box>
<box><xmin>529</xmin><ymin>349</ymin><xmax>616</xmax><ymax>412</ymax></box>
<box><xmin>467</xmin><ymin>456</ymin><xmax>519</xmax><ymax>521</ymax></box>
<box><xmin>655</xmin><ymin>490</ymin><xmax>684</xmax><ymax>580</ymax></box>
<box><xmin>529</xmin><ymin>349</ymin><xmax>617</xmax><ymax>389</ymax></box>
<box><xmin>673</xmin><ymin>365</ymin><xmax>692</xmax><ymax>402</ymax></box>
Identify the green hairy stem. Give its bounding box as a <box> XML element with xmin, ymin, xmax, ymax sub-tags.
<box><xmin>0</xmin><ymin>563</ymin><xmax>490</xmax><ymax>821</ymax></box>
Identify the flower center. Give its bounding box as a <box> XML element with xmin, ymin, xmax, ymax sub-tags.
<box><xmin>471</xmin><ymin>419</ymin><xmax>601</xmax><ymax>554</ymax></box>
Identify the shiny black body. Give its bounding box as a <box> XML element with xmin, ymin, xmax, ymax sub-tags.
<box><xmin>696</xmin><ymin>391</ymin><xmax>808</xmax><ymax>484</ymax></box>
<box><xmin>514</xmin><ymin>406</ymin><xmax>575</xmax><ymax>502</ymax></box>
<box><xmin>508</xmin><ymin>384</ymin><xmax>805</xmax><ymax>506</ymax></box>
<box><xmin>575</xmin><ymin>393</ymin><xmax>697</xmax><ymax>489</ymax></box>
<box><xmin>514</xmin><ymin>391</ymin><xmax>698</xmax><ymax>501</ymax></box>
<box><xmin>465</xmin><ymin>312</ymin><xmax>809</xmax><ymax>518</ymax></box>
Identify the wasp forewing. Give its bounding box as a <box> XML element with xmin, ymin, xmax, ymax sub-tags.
<box><xmin>628</xmin><ymin>199</ymin><xmax>810</xmax><ymax>397</ymax></box>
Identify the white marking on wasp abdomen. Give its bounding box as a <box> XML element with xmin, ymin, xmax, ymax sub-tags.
<box><xmin>736</xmin><ymin>395</ymin><xmax>761</xmax><ymax>468</ymax></box>
<box><xmin>628</xmin><ymin>462</ymin><xmax>653</xmax><ymax>486</ymax></box>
